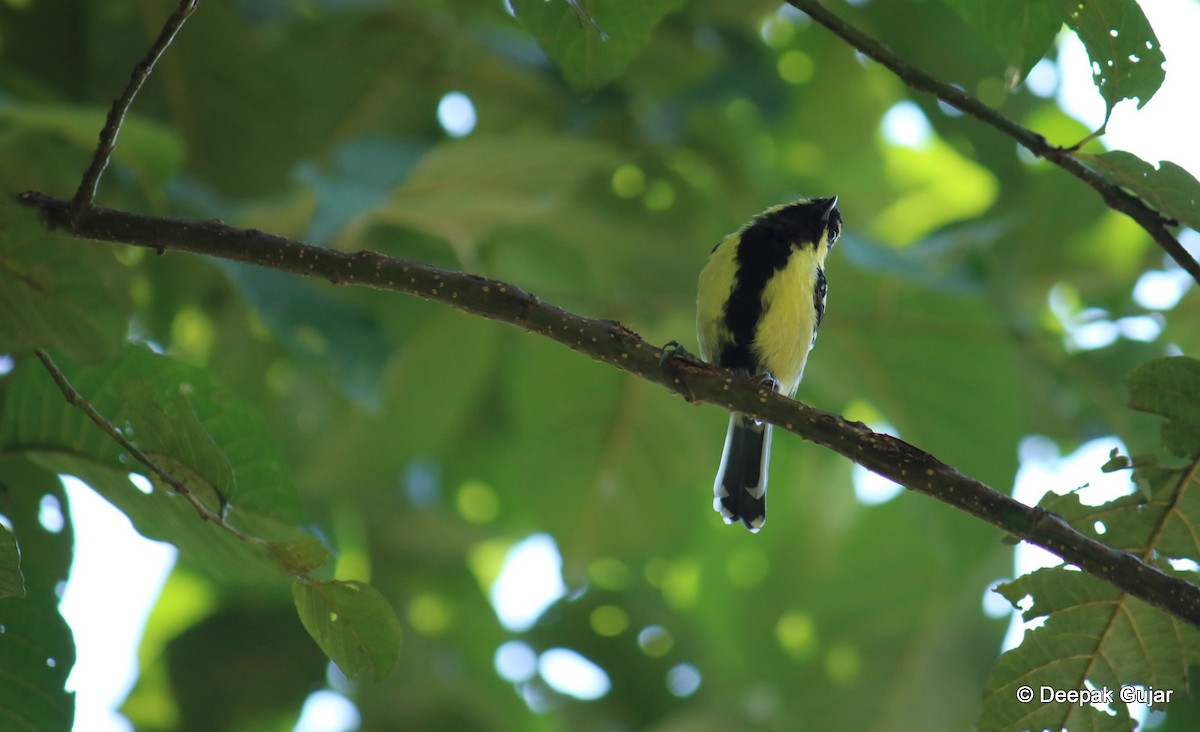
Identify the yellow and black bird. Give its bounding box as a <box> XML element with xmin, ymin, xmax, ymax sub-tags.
<box><xmin>696</xmin><ymin>197</ymin><xmax>842</xmax><ymax>532</ymax></box>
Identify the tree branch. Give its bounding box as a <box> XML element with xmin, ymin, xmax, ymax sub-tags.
<box><xmin>785</xmin><ymin>0</ymin><xmax>1200</xmax><ymax>286</ymax></box>
<box><xmin>17</xmin><ymin>190</ymin><xmax>1200</xmax><ymax>628</ymax></box>
<box><xmin>71</xmin><ymin>0</ymin><xmax>199</xmax><ymax>215</ymax></box>
<box><xmin>32</xmin><ymin>348</ymin><xmax>257</xmax><ymax>541</ymax></box>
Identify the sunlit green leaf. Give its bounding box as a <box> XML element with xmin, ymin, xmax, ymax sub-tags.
<box><xmin>292</xmin><ymin>579</ymin><xmax>401</xmax><ymax>681</ymax></box>
<box><xmin>981</xmin><ymin>567</ymin><xmax>1197</xmax><ymax>731</ymax></box>
<box><xmin>979</xmin><ymin>358</ymin><xmax>1200</xmax><ymax>730</ymax></box>
<box><xmin>1080</xmin><ymin>151</ymin><xmax>1200</xmax><ymax>231</ymax></box>
<box><xmin>1058</xmin><ymin>0</ymin><xmax>1165</xmax><ymax>117</ymax></box>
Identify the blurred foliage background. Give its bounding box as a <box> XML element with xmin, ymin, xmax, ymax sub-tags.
<box><xmin>0</xmin><ymin>0</ymin><xmax>1198</xmax><ymax>730</ymax></box>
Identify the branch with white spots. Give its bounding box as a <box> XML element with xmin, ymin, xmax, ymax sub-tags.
<box><xmin>17</xmin><ymin>189</ymin><xmax>1200</xmax><ymax>628</ymax></box>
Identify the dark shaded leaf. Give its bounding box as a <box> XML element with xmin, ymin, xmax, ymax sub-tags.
<box><xmin>941</xmin><ymin>0</ymin><xmax>1061</xmax><ymax>83</ymax></box>
<box><xmin>511</xmin><ymin>0</ymin><xmax>683</xmax><ymax>91</ymax></box>
<box><xmin>0</xmin><ymin>459</ymin><xmax>75</xmax><ymax>732</ymax></box>
<box><xmin>0</xmin><ymin>525</ymin><xmax>22</xmax><ymax>600</ymax></box>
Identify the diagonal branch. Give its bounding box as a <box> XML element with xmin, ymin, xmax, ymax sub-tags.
<box><xmin>33</xmin><ymin>348</ymin><xmax>252</xmax><ymax>539</ymax></box>
<box><xmin>71</xmin><ymin>0</ymin><xmax>199</xmax><ymax>216</ymax></box>
<box><xmin>785</xmin><ymin>0</ymin><xmax>1200</xmax><ymax>286</ymax></box>
<box><xmin>17</xmin><ymin>189</ymin><xmax>1200</xmax><ymax>629</ymax></box>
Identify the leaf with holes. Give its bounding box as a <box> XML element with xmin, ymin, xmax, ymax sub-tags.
<box><xmin>1057</xmin><ymin>0</ymin><xmax>1165</xmax><ymax>118</ymax></box>
<box><xmin>977</xmin><ymin>356</ymin><xmax>1200</xmax><ymax>730</ymax></box>
<box><xmin>979</xmin><ymin>567</ymin><xmax>1199</xmax><ymax>731</ymax></box>
<box><xmin>1080</xmin><ymin>152</ymin><xmax>1200</xmax><ymax>232</ymax></box>
<box><xmin>292</xmin><ymin>579</ymin><xmax>401</xmax><ymax>681</ymax></box>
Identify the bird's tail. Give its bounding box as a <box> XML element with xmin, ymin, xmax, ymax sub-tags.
<box><xmin>713</xmin><ymin>412</ymin><xmax>771</xmax><ymax>532</ymax></box>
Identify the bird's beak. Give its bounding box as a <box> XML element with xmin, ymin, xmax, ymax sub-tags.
<box><xmin>821</xmin><ymin>196</ymin><xmax>839</xmax><ymax>221</ymax></box>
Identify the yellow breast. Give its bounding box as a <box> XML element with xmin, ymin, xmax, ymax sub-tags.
<box><xmin>753</xmin><ymin>244</ymin><xmax>825</xmax><ymax>396</ymax></box>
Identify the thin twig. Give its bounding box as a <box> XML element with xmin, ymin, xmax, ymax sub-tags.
<box><xmin>18</xmin><ymin>193</ymin><xmax>1200</xmax><ymax>629</ymax></box>
<box><xmin>785</xmin><ymin>0</ymin><xmax>1200</xmax><ymax>286</ymax></box>
<box><xmin>32</xmin><ymin>348</ymin><xmax>261</xmax><ymax>546</ymax></box>
<box><xmin>69</xmin><ymin>0</ymin><xmax>199</xmax><ymax>216</ymax></box>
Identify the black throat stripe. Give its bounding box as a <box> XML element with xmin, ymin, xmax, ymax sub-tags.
<box><xmin>719</xmin><ymin>203</ymin><xmax>827</xmax><ymax>373</ymax></box>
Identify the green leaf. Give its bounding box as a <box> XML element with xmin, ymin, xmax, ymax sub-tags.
<box><xmin>353</xmin><ymin>135</ymin><xmax>615</xmax><ymax>251</ymax></box>
<box><xmin>292</xmin><ymin>579</ymin><xmax>401</xmax><ymax>681</ymax></box>
<box><xmin>0</xmin><ymin>459</ymin><xmax>76</xmax><ymax>732</ymax></box>
<box><xmin>0</xmin><ymin>525</ymin><xmax>22</xmax><ymax>600</ymax></box>
<box><xmin>1079</xmin><ymin>151</ymin><xmax>1200</xmax><ymax>231</ymax></box>
<box><xmin>941</xmin><ymin>0</ymin><xmax>1062</xmax><ymax>84</ymax></box>
<box><xmin>0</xmin><ymin>215</ymin><xmax>127</xmax><ymax>361</ymax></box>
<box><xmin>980</xmin><ymin>567</ymin><xmax>1199</xmax><ymax>731</ymax></box>
<box><xmin>217</xmin><ymin>264</ymin><xmax>393</xmax><ymax>409</ymax></box>
<box><xmin>1058</xmin><ymin>0</ymin><xmax>1165</xmax><ymax>117</ymax></box>
<box><xmin>511</xmin><ymin>0</ymin><xmax>683</xmax><ymax>91</ymax></box>
<box><xmin>979</xmin><ymin>367</ymin><xmax>1200</xmax><ymax>729</ymax></box>
<box><xmin>1126</xmin><ymin>356</ymin><xmax>1200</xmax><ymax>458</ymax></box>
<box><xmin>0</xmin><ymin>103</ymin><xmax>184</xmax><ymax>187</ymax></box>
<box><xmin>0</xmin><ymin>346</ymin><xmax>322</xmax><ymax>584</ymax></box>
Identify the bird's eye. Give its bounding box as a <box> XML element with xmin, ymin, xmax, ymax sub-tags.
<box><xmin>827</xmin><ymin>228</ymin><xmax>840</xmax><ymax>246</ymax></box>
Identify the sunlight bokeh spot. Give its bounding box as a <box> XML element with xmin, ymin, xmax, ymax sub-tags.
<box><xmin>637</xmin><ymin>625</ymin><xmax>674</xmax><ymax>657</ymax></box>
<box><xmin>612</xmin><ymin>164</ymin><xmax>646</xmax><ymax>198</ymax></box>
<box><xmin>437</xmin><ymin>91</ymin><xmax>476</xmax><ymax>137</ymax></box>
<box><xmin>775</xmin><ymin>611</ymin><xmax>817</xmax><ymax>660</ymax></box>
<box><xmin>643</xmin><ymin>179</ymin><xmax>675</xmax><ymax>211</ymax></box>
<box><xmin>402</xmin><ymin>459</ymin><xmax>440</xmax><ymax>507</ymax></box>
<box><xmin>494</xmin><ymin>640</ymin><xmax>538</xmax><ymax>683</ymax></box>
<box><xmin>128</xmin><ymin>473</ymin><xmax>153</xmax><ymax>495</ymax></box>
<box><xmin>294</xmin><ymin>690</ymin><xmax>360</xmax><ymax>732</ymax></box>
<box><xmin>38</xmin><ymin>493</ymin><xmax>64</xmax><ymax>533</ymax></box>
<box><xmin>777</xmin><ymin>49</ymin><xmax>814</xmax><ymax>85</ymax></box>
<box><xmin>467</xmin><ymin>539</ymin><xmax>510</xmax><ymax>593</ymax></box>
<box><xmin>726</xmin><ymin>547</ymin><xmax>769</xmax><ymax>588</ymax></box>
<box><xmin>880</xmin><ymin>100</ymin><xmax>933</xmax><ymax>148</ymax></box>
<box><xmin>590</xmin><ymin>605</ymin><xmax>629</xmax><ymax>637</ymax></box>
<box><xmin>824</xmin><ymin>643</ymin><xmax>861</xmax><ymax>685</ymax></box>
<box><xmin>643</xmin><ymin>557</ymin><xmax>668</xmax><ymax>588</ymax></box>
<box><xmin>758</xmin><ymin>12</ymin><xmax>795</xmax><ymax>48</ymax></box>
<box><xmin>538</xmin><ymin>648</ymin><xmax>611</xmax><ymax>700</ymax></box>
<box><xmin>456</xmin><ymin>481</ymin><xmax>499</xmax><ymax>524</ymax></box>
<box><xmin>407</xmin><ymin>593</ymin><xmax>451</xmax><ymax>636</ymax></box>
<box><xmin>170</xmin><ymin>307</ymin><xmax>215</xmax><ymax>363</ymax></box>
<box><xmin>660</xmin><ymin>558</ymin><xmax>701</xmax><ymax>611</ymax></box>
<box><xmin>489</xmin><ymin>534</ymin><xmax>566</xmax><ymax>632</ymax></box>
<box><xmin>1134</xmin><ymin>269</ymin><xmax>1192</xmax><ymax>310</ymax></box>
<box><xmin>666</xmin><ymin>663</ymin><xmax>702</xmax><ymax>697</ymax></box>
<box><xmin>588</xmin><ymin>558</ymin><xmax>631</xmax><ymax>591</ymax></box>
